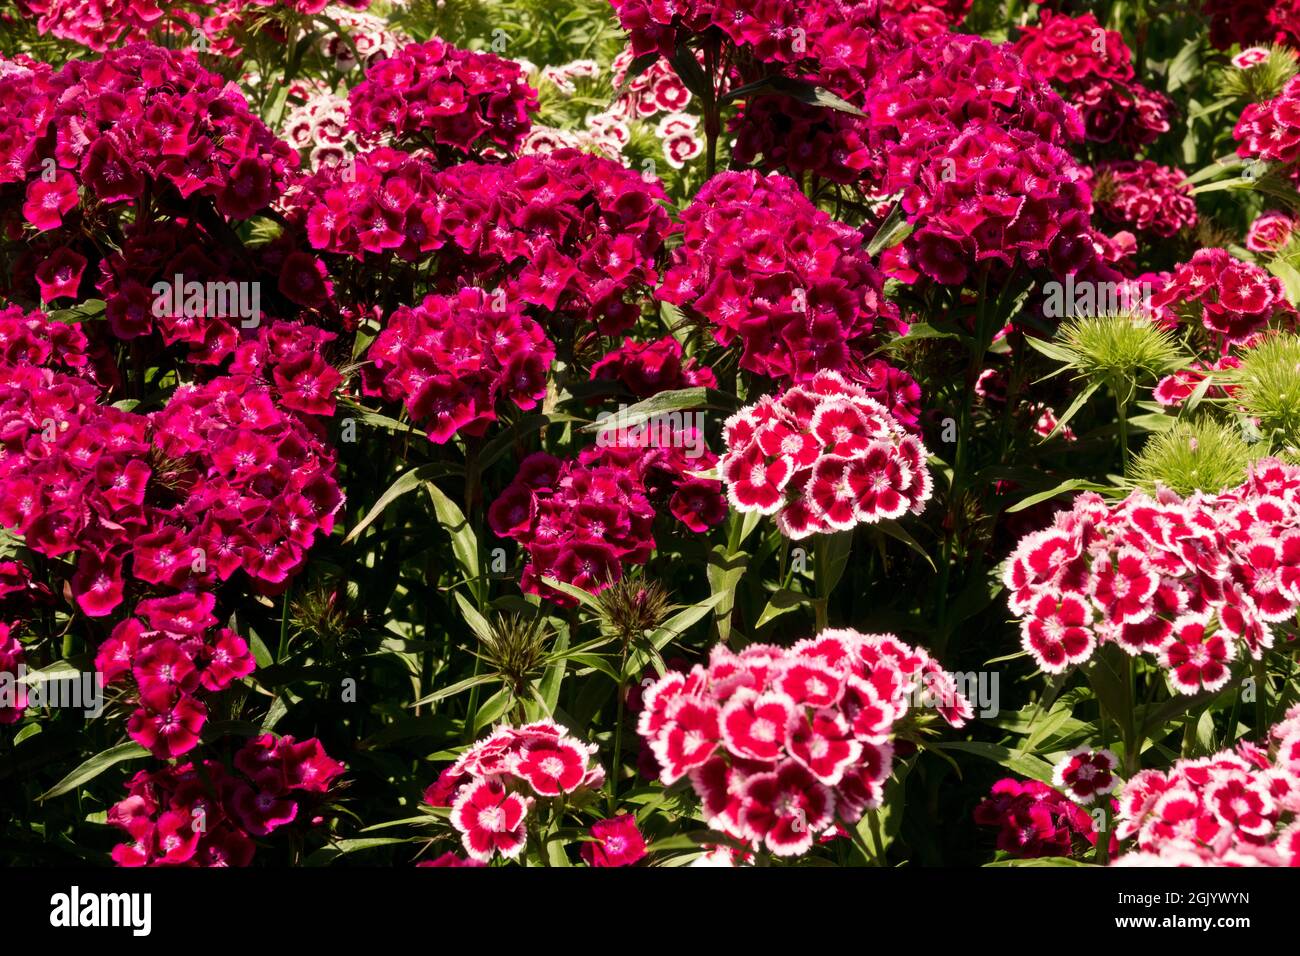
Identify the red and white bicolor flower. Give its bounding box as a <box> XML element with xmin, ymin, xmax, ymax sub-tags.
<box><xmin>720</xmin><ymin>689</ymin><xmax>797</xmax><ymax>763</ymax></box>
<box><xmin>739</xmin><ymin>761</ymin><xmax>835</xmax><ymax>857</ymax></box>
<box><xmin>1158</xmin><ymin>612</ymin><xmax>1235</xmax><ymax>694</ymax></box>
<box><xmin>789</xmin><ymin>708</ymin><xmax>861</xmax><ymax>785</ymax></box>
<box><xmin>1020</xmin><ymin>591</ymin><xmax>1096</xmax><ymax>674</ymax></box>
<box><xmin>1052</xmin><ymin>746</ymin><xmax>1119</xmax><ymax>805</ymax></box>
<box><xmin>450</xmin><ymin>778</ymin><xmax>530</xmax><ymax>862</ymax></box>
<box><xmin>650</xmin><ymin>696</ymin><xmax>722</xmax><ymax>783</ymax></box>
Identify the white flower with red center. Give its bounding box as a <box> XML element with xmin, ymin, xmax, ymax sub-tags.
<box><xmin>510</xmin><ymin>735</ymin><xmax>591</xmax><ymax>796</ymax></box>
<box><xmin>450</xmin><ymin>778</ymin><xmax>530</xmax><ymax>862</ymax></box>
<box><xmin>1216</xmin><ymin>582</ymin><xmax>1272</xmax><ymax>659</ymax></box>
<box><xmin>1158</xmin><ymin>612</ymin><xmax>1235</xmax><ymax>694</ymax></box>
<box><xmin>651</xmin><ymin>696</ymin><xmax>722</xmax><ymax>783</ymax></box>
<box><xmin>790</xmin><ymin>708</ymin><xmax>861</xmax><ymax>785</ymax></box>
<box><xmin>1089</xmin><ymin>547</ymin><xmax>1158</xmax><ymax>624</ymax></box>
<box><xmin>636</xmin><ymin>667</ymin><xmax>705</xmax><ymax>738</ymax></box>
<box><xmin>739</xmin><ymin>761</ymin><xmax>835</xmax><ymax>857</ymax></box>
<box><xmin>720</xmin><ymin>689</ymin><xmax>797</xmax><ymax>762</ymax></box>
<box><xmin>809</xmin><ymin>399</ymin><xmax>877</xmax><ymax>455</ymax></box>
<box><xmin>1052</xmin><ymin>746</ymin><xmax>1119</xmax><ymax>805</ymax></box>
<box><xmin>1277</xmin><ymin>732</ymin><xmax>1300</xmax><ymax>776</ymax></box>
<box><xmin>721</xmin><ymin>378</ymin><xmax>931</xmax><ymax>537</ymax></box>
<box><xmin>1021</xmin><ymin>591</ymin><xmax>1095</xmax><ymax>674</ymax></box>
<box><xmin>663</xmin><ymin>132</ymin><xmax>703</xmax><ymax>169</ymax></box>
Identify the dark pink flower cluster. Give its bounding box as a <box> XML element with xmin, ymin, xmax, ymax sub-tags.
<box><xmin>0</xmin><ymin>303</ymin><xmax>107</xmax><ymax>385</ymax></box>
<box><xmin>290</xmin><ymin>147</ymin><xmax>445</xmax><ymax>262</ymax></box>
<box><xmin>0</xmin><ymin>364</ymin><xmax>342</xmax><ymax>619</ymax></box>
<box><xmin>0</xmin><ymin>622</ymin><xmax>26</xmax><ymax>724</ymax></box>
<box><xmin>148</xmin><ymin>375</ymin><xmax>344</xmax><ymax>591</ymax></box>
<box><xmin>1</xmin><ymin>43</ymin><xmax>296</xmax><ymax>233</ymax></box>
<box><xmin>1201</xmin><ymin>0</ymin><xmax>1275</xmax><ymax>49</ymax></box>
<box><xmin>609</xmin><ymin>0</ymin><xmax>810</xmax><ymax>60</ymax></box>
<box><xmin>363</xmin><ymin>287</ymin><xmax>554</xmax><ymax>444</ymax></box>
<box><xmin>720</xmin><ymin>370</ymin><xmax>932</xmax><ymax>540</ymax></box>
<box><xmin>1149</xmin><ymin>248</ymin><xmax>1296</xmax><ymax>344</ymax></box>
<box><xmin>589</xmin><ymin>335</ymin><xmax>715</xmax><ymax>398</ymax></box>
<box><xmin>1235</xmin><ymin>74</ymin><xmax>1300</xmax><ymax>164</ymax></box>
<box><xmin>346</xmin><ymin>38</ymin><xmax>537</xmax><ymax>157</ymax></box>
<box><xmin>489</xmin><ymin>451</ymin><xmax>654</xmax><ymax>601</ymax></box>
<box><xmin>109</xmin><ymin>734</ymin><xmax>344</xmax><ymax>867</ymax></box>
<box><xmin>1113</xmin><ymin>708</ymin><xmax>1300</xmax><ymax>866</ymax></box>
<box><xmin>432</xmin><ymin>150</ymin><xmax>671</xmax><ymax>335</ymax></box>
<box><xmin>893</xmin><ymin>123</ymin><xmax>1094</xmax><ymax>287</ymax></box>
<box><xmin>867</xmin><ymin>31</ymin><xmax>1084</xmax><ymax>180</ymax></box>
<box><xmin>231</xmin><ymin>321</ymin><xmax>345</xmax><ymax>417</ymax></box>
<box><xmin>728</xmin><ymin>2</ymin><xmax>907</xmax><ymax>185</ymax></box>
<box><xmin>637</xmin><ymin>628</ymin><xmax>970</xmax><ymax>857</ymax></box>
<box><xmin>1013</xmin><ymin>11</ymin><xmax>1171</xmax><ymax>148</ymax></box>
<box><xmin>425</xmin><ymin>719</ymin><xmax>602</xmax><ymax>863</ymax></box>
<box><xmin>1094</xmin><ymin>161</ymin><xmax>1198</xmax><ymax>238</ymax></box>
<box><xmin>94</xmin><ymin>219</ymin><xmax>284</xmax><ymax>365</ymax></box>
<box><xmin>973</xmin><ymin>777</ymin><xmax>1107</xmax><ymax>859</ymax></box>
<box><xmin>96</xmin><ymin>593</ymin><xmax>255</xmax><ymax>758</ymax></box>
<box><xmin>18</xmin><ymin>0</ymin><xmax>171</xmax><ymax>51</ymax></box>
<box><xmin>490</xmin><ymin>426</ymin><xmax>725</xmax><ymax>601</ymax></box>
<box><xmin>1004</xmin><ymin>459</ymin><xmax>1300</xmax><ymax>694</ymax></box>
<box><xmin>659</xmin><ymin>171</ymin><xmax>902</xmax><ymax>383</ymax></box>
<box><xmin>579</xmin><ymin>426</ymin><xmax>727</xmax><ymax>535</ymax></box>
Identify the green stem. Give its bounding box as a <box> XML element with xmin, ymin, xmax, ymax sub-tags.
<box><xmin>1115</xmin><ymin>384</ymin><xmax>1130</xmax><ymax>479</ymax></box>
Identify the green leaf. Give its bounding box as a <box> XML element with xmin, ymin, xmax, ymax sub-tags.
<box><xmin>1005</xmin><ymin>478</ymin><xmax>1110</xmax><ymax>513</ymax></box>
<box><xmin>454</xmin><ymin>593</ymin><xmax>495</xmax><ymax>644</ymax></box>
<box><xmin>426</xmin><ymin>481</ymin><xmax>481</xmax><ymax>605</ymax></box>
<box><xmin>1166</xmin><ymin>36</ymin><xmax>1200</xmax><ymax>92</ymax></box>
<box><xmin>471</xmin><ymin>686</ymin><xmax>514</xmax><ymax>735</ymax></box>
<box><xmin>873</xmin><ymin>521</ymin><xmax>935</xmax><ymax>572</ymax></box>
<box><xmin>721</xmin><ymin>75</ymin><xmax>866</xmax><ymax>116</ymax></box>
<box><xmin>1039</xmin><ymin>380</ymin><xmax>1100</xmax><ymax>442</ymax></box>
<box><xmin>755</xmin><ymin>587</ymin><xmax>810</xmax><ymax>629</ymax></box>
<box><xmin>409</xmin><ymin>673</ymin><xmax>497</xmax><ymax>708</ymax></box>
<box><xmin>536</xmin><ymin>624</ymin><xmax>570</xmax><ymax>715</ymax></box>
<box><xmin>305</xmin><ymin>837</ymin><xmax>418</xmax><ymax>865</ymax></box>
<box><xmin>627</xmin><ymin>593</ymin><xmax>726</xmax><ymax>678</ymax></box>
<box><xmin>343</xmin><ymin>463</ymin><xmax>447</xmax><ymax>543</ymax></box>
<box><xmin>929</xmin><ymin>741</ymin><xmax>1056</xmax><ymax>783</ymax></box>
<box><xmin>579</xmin><ymin>387</ymin><xmax>737</xmax><ymax>434</ymax></box>
<box><xmin>985</xmin><ymin>856</ymin><xmax>1097</xmax><ymax>867</ymax></box>
<box><xmin>539</xmin><ymin>577</ymin><xmax>602</xmax><ymax>612</ymax></box>
<box><xmin>37</xmin><ymin>742</ymin><xmax>149</xmax><ymax>802</ymax></box>
<box><xmin>865</xmin><ymin>202</ymin><xmax>914</xmax><ymax>256</ymax></box>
